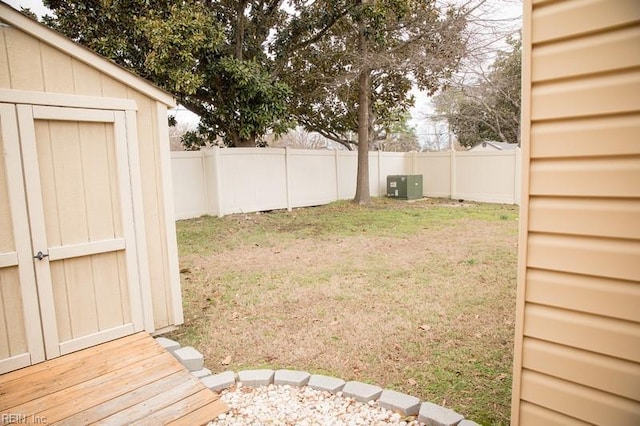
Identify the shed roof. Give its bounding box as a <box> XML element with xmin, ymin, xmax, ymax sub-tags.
<box><xmin>0</xmin><ymin>2</ymin><xmax>176</xmax><ymax>107</ymax></box>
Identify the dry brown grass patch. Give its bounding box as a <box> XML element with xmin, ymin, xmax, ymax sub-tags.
<box><xmin>171</xmin><ymin>199</ymin><xmax>518</xmax><ymax>424</ymax></box>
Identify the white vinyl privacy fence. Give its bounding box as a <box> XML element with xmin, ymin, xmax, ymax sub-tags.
<box><xmin>171</xmin><ymin>147</ymin><xmax>521</xmax><ymax>219</ymax></box>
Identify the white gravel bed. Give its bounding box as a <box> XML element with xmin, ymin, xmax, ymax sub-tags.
<box><xmin>208</xmin><ymin>383</ymin><xmax>423</xmax><ymax>426</ymax></box>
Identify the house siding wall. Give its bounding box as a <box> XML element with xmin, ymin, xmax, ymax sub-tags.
<box><xmin>512</xmin><ymin>1</ymin><xmax>640</xmax><ymax>424</ymax></box>
<box><xmin>0</xmin><ymin>26</ymin><xmax>178</xmax><ymax>330</ymax></box>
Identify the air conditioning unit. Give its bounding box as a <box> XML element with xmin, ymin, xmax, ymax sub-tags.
<box><xmin>386</xmin><ymin>175</ymin><xmax>423</xmax><ymax>200</ymax></box>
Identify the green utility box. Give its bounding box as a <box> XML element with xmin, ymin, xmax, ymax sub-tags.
<box><xmin>387</xmin><ymin>175</ymin><xmax>423</xmax><ymax>200</ymax></box>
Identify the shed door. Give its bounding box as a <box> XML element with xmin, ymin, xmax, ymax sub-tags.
<box><xmin>17</xmin><ymin>105</ymin><xmax>144</xmax><ymax>359</ymax></box>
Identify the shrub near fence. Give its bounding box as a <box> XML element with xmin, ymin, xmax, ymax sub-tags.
<box><xmin>171</xmin><ymin>147</ymin><xmax>521</xmax><ymax>219</ymax></box>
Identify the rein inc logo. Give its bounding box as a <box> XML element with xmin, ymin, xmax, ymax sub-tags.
<box><xmin>1</xmin><ymin>413</ymin><xmax>47</xmax><ymax>425</ymax></box>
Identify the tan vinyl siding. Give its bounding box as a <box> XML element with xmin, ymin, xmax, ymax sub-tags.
<box><xmin>520</xmin><ymin>370</ymin><xmax>640</xmax><ymax>425</ymax></box>
<box><xmin>519</xmin><ymin>401</ymin><xmax>590</xmax><ymax>426</ymax></box>
<box><xmin>0</xmin><ymin>22</ymin><xmax>179</xmax><ymax>332</ymax></box>
<box><xmin>530</xmin><ymin>114</ymin><xmax>640</xmax><ymax>158</ymax></box>
<box><xmin>513</xmin><ymin>1</ymin><xmax>640</xmax><ymax>424</ymax></box>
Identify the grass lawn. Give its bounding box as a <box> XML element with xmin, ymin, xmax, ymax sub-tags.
<box><xmin>170</xmin><ymin>197</ymin><xmax>519</xmax><ymax>425</ymax></box>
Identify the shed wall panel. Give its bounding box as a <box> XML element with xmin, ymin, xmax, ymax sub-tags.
<box><xmin>100</xmin><ymin>75</ymin><xmax>128</xmax><ymax>99</ymax></box>
<box><xmin>0</xmin><ymin>135</ymin><xmax>14</xmax><ymax>252</ymax></box>
<box><xmin>71</xmin><ymin>59</ymin><xmax>103</xmax><ymax>97</ymax></box>
<box><xmin>49</xmin><ymin>260</ymin><xmax>71</xmax><ymax>342</ymax></box>
<box><xmin>126</xmin><ymin>88</ymin><xmax>173</xmax><ymax>329</ymax></box>
<box><xmin>4</xmin><ymin>28</ymin><xmax>43</xmax><ymax>91</ymax></box>
<box><xmin>40</xmin><ymin>43</ymin><xmax>74</xmax><ymax>94</ymax></box>
<box><xmin>0</xmin><ymin>30</ymin><xmax>10</xmax><ymax>88</ymax></box>
<box><xmin>0</xmin><ymin>273</ymin><xmax>9</xmax><ymax>359</ymax></box>
<box><xmin>0</xmin><ymin>267</ymin><xmax>26</xmax><ymax>357</ymax></box>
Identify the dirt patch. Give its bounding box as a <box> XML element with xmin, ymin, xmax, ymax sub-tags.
<box><xmin>187</xmin><ymin>218</ymin><xmax>508</xmax><ymax>272</ymax></box>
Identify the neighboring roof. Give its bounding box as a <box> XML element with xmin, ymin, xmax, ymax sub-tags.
<box><xmin>0</xmin><ymin>1</ymin><xmax>176</xmax><ymax>107</ymax></box>
<box><xmin>470</xmin><ymin>141</ymin><xmax>519</xmax><ymax>151</ymax></box>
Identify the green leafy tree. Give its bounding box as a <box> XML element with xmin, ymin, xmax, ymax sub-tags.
<box><xmin>42</xmin><ymin>0</ymin><xmax>294</xmax><ymax>147</ymax></box>
<box><xmin>434</xmin><ymin>36</ymin><xmax>521</xmax><ymax>148</ymax></box>
<box><xmin>283</xmin><ymin>0</ymin><xmax>468</xmax><ymax>203</ymax></box>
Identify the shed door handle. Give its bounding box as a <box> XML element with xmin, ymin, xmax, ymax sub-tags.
<box><xmin>33</xmin><ymin>251</ymin><xmax>49</xmax><ymax>260</ymax></box>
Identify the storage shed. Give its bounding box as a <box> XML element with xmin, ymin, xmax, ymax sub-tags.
<box><xmin>512</xmin><ymin>0</ymin><xmax>639</xmax><ymax>424</ymax></box>
<box><xmin>0</xmin><ymin>3</ymin><xmax>182</xmax><ymax>374</ymax></box>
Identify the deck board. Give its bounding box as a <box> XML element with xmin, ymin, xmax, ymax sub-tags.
<box><xmin>60</xmin><ymin>372</ymin><xmax>189</xmax><ymax>424</ymax></box>
<box><xmin>0</xmin><ymin>333</ymin><xmax>147</xmax><ymax>385</ymax></box>
<box><xmin>0</xmin><ymin>332</ymin><xmax>227</xmax><ymax>425</ymax></box>
<box><xmin>17</xmin><ymin>353</ymin><xmax>182</xmax><ymax>422</ymax></box>
<box><xmin>1</xmin><ymin>337</ymin><xmax>166</xmax><ymax>408</ymax></box>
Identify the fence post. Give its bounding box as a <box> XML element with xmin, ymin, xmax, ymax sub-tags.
<box><xmin>212</xmin><ymin>146</ymin><xmax>224</xmax><ymax>217</ymax></box>
<box><xmin>334</xmin><ymin>149</ymin><xmax>340</xmax><ymax>201</ymax></box>
<box><xmin>450</xmin><ymin>149</ymin><xmax>456</xmax><ymax>200</ymax></box>
<box><xmin>285</xmin><ymin>147</ymin><xmax>292</xmax><ymax>211</ymax></box>
<box><xmin>201</xmin><ymin>150</ymin><xmax>209</xmax><ymax>215</ymax></box>
<box><xmin>377</xmin><ymin>150</ymin><xmax>382</xmax><ymax>196</ymax></box>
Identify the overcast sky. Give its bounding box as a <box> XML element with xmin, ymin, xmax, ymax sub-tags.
<box><xmin>5</xmin><ymin>0</ymin><xmax>50</xmax><ymax>17</ymax></box>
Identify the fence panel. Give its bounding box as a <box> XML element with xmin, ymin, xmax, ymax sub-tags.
<box><xmin>288</xmin><ymin>149</ymin><xmax>338</xmax><ymax>208</ymax></box>
<box><xmin>336</xmin><ymin>151</ymin><xmax>357</xmax><ymax>200</ymax></box>
<box><xmin>455</xmin><ymin>151</ymin><xmax>518</xmax><ymax>203</ymax></box>
<box><xmin>171</xmin><ymin>151</ymin><xmax>207</xmax><ymax>219</ymax></box>
<box><xmin>218</xmin><ymin>148</ymin><xmax>288</xmax><ymax>215</ymax></box>
<box><xmin>415</xmin><ymin>152</ymin><xmax>452</xmax><ymax>198</ymax></box>
<box><xmin>171</xmin><ymin>147</ymin><xmax>521</xmax><ymax>219</ymax></box>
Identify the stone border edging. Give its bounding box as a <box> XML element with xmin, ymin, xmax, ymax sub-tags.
<box><xmin>155</xmin><ymin>337</ymin><xmax>480</xmax><ymax>426</ymax></box>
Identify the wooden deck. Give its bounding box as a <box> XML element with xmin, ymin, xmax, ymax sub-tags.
<box><xmin>0</xmin><ymin>333</ymin><xmax>228</xmax><ymax>425</ymax></box>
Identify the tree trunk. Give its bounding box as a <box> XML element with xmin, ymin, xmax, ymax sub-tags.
<box><xmin>353</xmin><ymin>1</ymin><xmax>371</xmax><ymax>205</ymax></box>
<box><xmin>235</xmin><ymin>2</ymin><xmax>247</xmax><ymax>60</ymax></box>
<box><xmin>228</xmin><ymin>129</ymin><xmax>256</xmax><ymax>147</ymax></box>
<box><xmin>236</xmin><ymin>137</ymin><xmax>256</xmax><ymax>147</ymax></box>
<box><xmin>354</xmin><ymin>69</ymin><xmax>371</xmax><ymax>204</ymax></box>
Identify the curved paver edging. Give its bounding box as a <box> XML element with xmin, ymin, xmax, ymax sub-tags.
<box><xmin>155</xmin><ymin>337</ymin><xmax>480</xmax><ymax>426</ymax></box>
